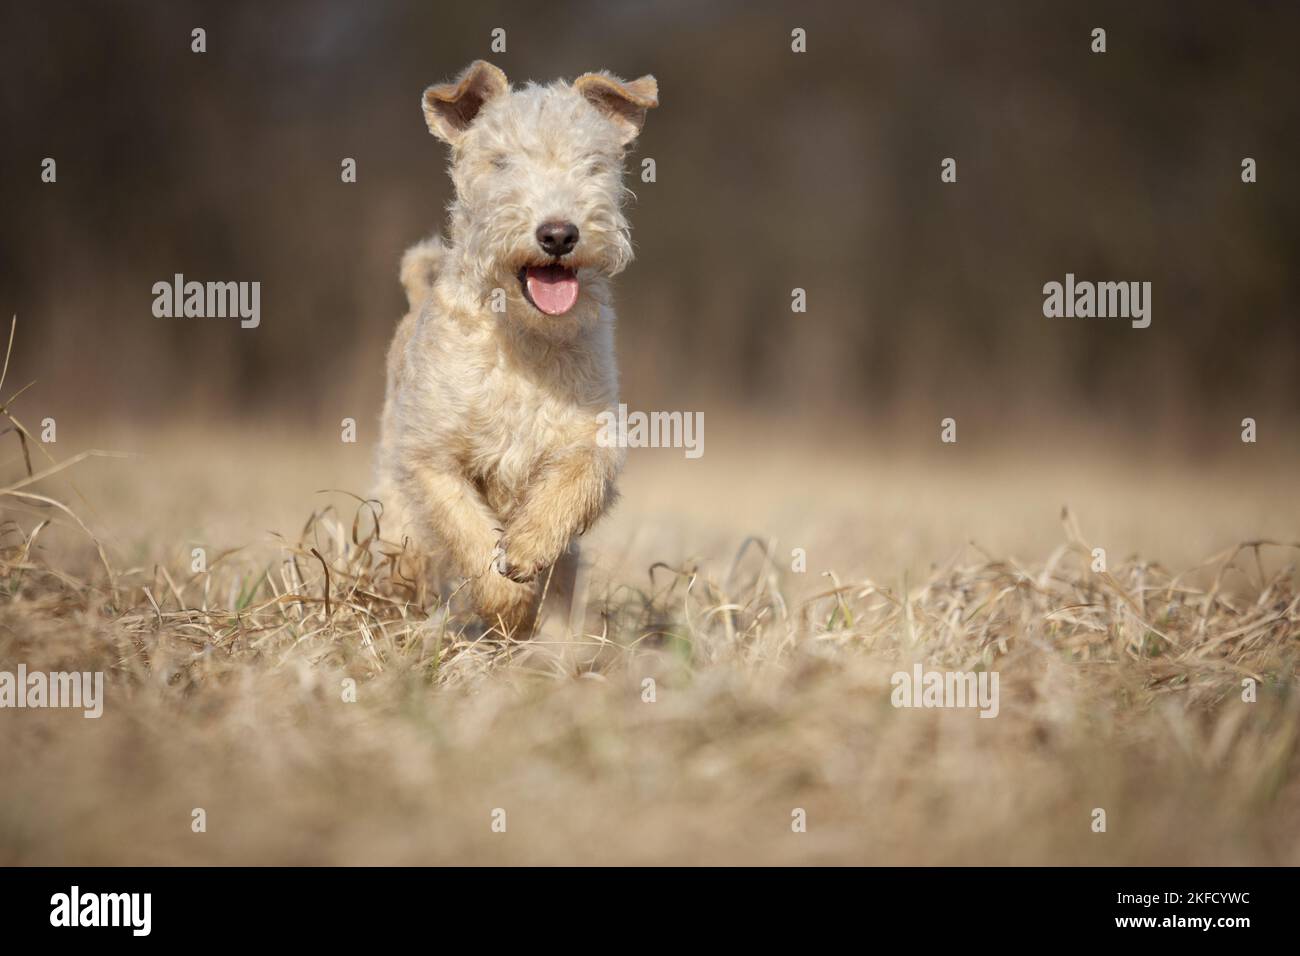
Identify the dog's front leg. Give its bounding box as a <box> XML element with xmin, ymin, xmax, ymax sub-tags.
<box><xmin>498</xmin><ymin>445</ymin><xmax>620</xmax><ymax>583</ymax></box>
<box><xmin>411</xmin><ymin>465</ymin><xmax>537</xmax><ymax>633</ymax></box>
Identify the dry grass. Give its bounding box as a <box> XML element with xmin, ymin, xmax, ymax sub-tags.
<box><xmin>1</xmin><ymin>326</ymin><xmax>1298</xmax><ymax>864</ymax></box>
<box><xmin>3</xmin><ymin>477</ymin><xmax>1299</xmax><ymax>864</ymax></box>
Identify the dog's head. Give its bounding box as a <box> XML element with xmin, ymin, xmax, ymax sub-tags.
<box><xmin>423</xmin><ymin>61</ymin><xmax>657</xmax><ymax>329</ymax></box>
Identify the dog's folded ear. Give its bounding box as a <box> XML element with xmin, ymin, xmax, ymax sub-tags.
<box><xmin>422</xmin><ymin>61</ymin><xmax>510</xmax><ymax>144</ymax></box>
<box><xmin>574</xmin><ymin>72</ymin><xmax>659</xmax><ymax>145</ymax></box>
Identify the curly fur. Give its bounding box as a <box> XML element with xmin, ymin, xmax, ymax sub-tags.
<box><xmin>375</xmin><ymin>61</ymin><xmax>658</xmax><ymax>635</ymax></box>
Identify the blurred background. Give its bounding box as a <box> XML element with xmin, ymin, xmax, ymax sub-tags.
<box><xmin>2</xmin><ymin>0</ymin><xmax>1297</xmax><ymax>451</ymax></box>
<box><xmin>6</xmin><ymin>2</ymin><xmax>1300</xmax><ymax>870</ymax></box>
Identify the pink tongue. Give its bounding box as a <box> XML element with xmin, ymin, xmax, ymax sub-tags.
<box><xmin>525</xmin><ymin>265</ymin><xmax>580</xmax><ymax>315</ymax></box>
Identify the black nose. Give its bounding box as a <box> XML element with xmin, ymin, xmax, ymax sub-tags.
<box><xmin>536</xmin><ymin>220</ymin><xmax>580</xmax><ymax>257</ymax></box>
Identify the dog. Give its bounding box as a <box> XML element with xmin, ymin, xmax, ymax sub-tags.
<box><xmin>375</xmin><ymin>61</ymin><xmax>658</xmax><ymax>637</ymax></box>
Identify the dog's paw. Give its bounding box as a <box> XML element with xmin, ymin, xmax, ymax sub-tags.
<box><xmin>491</xmin><ymin>535</ymin><xmax>538</xmax><ymax>583</ymax></box>
<box><xmin>503</xmin><ymin>563</ymin><xmax>538</xmax><ymax>584</ymax></box>
<box><xmin>497</xmin><ymin>526</ymin><xmax>564</xmax><ymax>584</ymax></box>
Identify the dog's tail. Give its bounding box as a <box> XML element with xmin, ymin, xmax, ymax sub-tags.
<box><xmin>399</xmin><ymin>235</ymin><xmax>448</xmax><ymax>311</ymax></box>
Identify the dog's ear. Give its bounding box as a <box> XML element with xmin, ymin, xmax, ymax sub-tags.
<box><xmin>574</xmin><ymin>72</ymin><xmax>658</xmax><ymax>145</ymax></box>
<box><xmin>422</xmin><ymin>61</ymin><xmax>510</xmax><ymax>144</ymax></box>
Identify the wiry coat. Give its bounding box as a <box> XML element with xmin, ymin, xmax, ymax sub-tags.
<box><xmin>375</xmin><ymin>61</ymin><xmax>658</xmax><ymax>634</ymax></box>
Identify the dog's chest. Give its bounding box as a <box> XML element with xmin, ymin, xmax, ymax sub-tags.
<box><xmin>464</xmin><ymin>345</ymin><xmax>609</xmax><ymax>490</ymax></box>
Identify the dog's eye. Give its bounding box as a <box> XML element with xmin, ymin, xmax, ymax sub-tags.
<box><xmin>491</xmin><ymin>155</ymin><xmax>510</xmax><ymax>171</ymax></box>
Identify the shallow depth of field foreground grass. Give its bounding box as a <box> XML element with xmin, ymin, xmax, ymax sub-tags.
<box><xmin>3</xmin><ymin>464</ymin><xmax>1299</xmax><ymax>866</ymax></box>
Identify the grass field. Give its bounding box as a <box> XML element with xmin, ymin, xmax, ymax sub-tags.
<box><xmin>2</xmin><ymin>415</ymin><xmax>1299</xmax><ymax>865</ymax></box>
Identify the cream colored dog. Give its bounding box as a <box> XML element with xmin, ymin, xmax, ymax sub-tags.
<box><xmin>375</xmin><ymin>61</ymin><xmax>658</xmax><ymax>636</ymax></box>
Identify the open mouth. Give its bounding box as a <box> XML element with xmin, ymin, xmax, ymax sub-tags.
<box><xmin>518</xmin><ymin>263</ymin><xmax>580</xmax><ymax>316</ymax></box>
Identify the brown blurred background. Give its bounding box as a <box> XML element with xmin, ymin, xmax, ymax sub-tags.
<box><xmin>2</xmin><ymin>0</ymin><xmax>1297</xmax><ymax>448</ymax></box>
